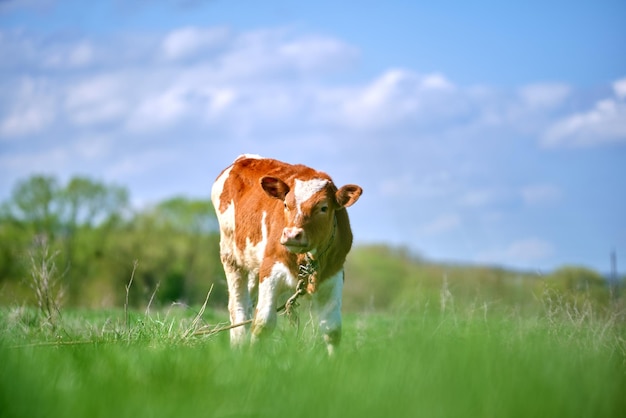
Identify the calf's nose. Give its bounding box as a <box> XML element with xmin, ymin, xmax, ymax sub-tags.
<box><xmin>280</xmin><ymin>227</ymin><xmax>307</xmax><ymax>247</ymax></box>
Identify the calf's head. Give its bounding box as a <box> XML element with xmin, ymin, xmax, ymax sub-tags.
<box><xmin>260</xmin><ymin>176</ymin><xmax>362</xmax><ymax>254</ymax></box>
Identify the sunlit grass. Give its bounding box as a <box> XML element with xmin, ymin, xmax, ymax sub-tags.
<box><xmin>1</xmin><ymin>298</ymin><xmax>625</xmax><ymax>418</ymax></box>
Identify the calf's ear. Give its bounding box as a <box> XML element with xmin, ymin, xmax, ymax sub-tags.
<box><xmin>335</xmin><ymin>184</ymin><xmax>362</xmax><ymax>208</ymax></box>
<box><xmin>260</xmin><ymin>176</ymin><xmax>290</xmax><ymax>200</ymax></box>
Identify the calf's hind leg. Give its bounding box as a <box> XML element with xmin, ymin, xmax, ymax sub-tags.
<box><xmin>223</xmin><ymin>263</ymin><xmax>253</xmax><ymax>347</ymax></box>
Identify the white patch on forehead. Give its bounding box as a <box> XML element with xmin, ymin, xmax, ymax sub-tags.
<box><xmin>294</xmin><ymin>178</ymin><xmax>329</xmax><ymax>207</ymax></box>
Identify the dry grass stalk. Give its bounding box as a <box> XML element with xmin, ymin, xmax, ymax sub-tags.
<box><xmin>145</xmin><ymin>281</ymin><xmax>161</xmax><ymax>316</ymax></box>
<box><xmin>27</xmin><ymin>235</ymin><xmax>64</xmax><ymax>328</ymax></box>
<box><xmin>182</xmin><ymin>284</ymin><xmax>213</xmax><ymax>339</ymax></box>
<box><xmin>124</xmin><ymin>260</ymin><xmax>138</xmax><ymax>330</ymax></box>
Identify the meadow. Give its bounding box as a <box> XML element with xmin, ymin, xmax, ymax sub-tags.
<box><xmin>1</xmin><ymin>177</ymin><xmax>625</xmax><ymax>417</ymax></box>
<box><xmin>2</xmin><ymin>288</ymin><xmax>625</xmax><ymax>418</ymax></box>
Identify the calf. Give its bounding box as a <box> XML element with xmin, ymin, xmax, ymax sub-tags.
<box><xmin>211</xmin><ymin>155</ymin><xmax>362</xmax><ymax>354</ymax></box>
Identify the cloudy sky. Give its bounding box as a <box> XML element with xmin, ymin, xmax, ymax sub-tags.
<box><xmin>1</xmin><ymin>0</ymin><xmax>625</xmax><ymax>273</ymax></box>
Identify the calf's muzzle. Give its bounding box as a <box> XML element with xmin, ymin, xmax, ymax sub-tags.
<box><xmin>280</xmin><ymin>227</ymin><xmax>308</xmax><ymax>252</ymax></box>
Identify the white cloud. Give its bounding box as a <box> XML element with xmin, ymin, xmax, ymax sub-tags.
<box><xmin>518</xmin><ymin>83</ymin><xmax>571</xmax><ymax>109</ymax></box>
<box><xmin>0</xmin><ymin>104</ymin><xmax>53</xmax><ymax>137</ymax></box>
<box><xmin>5</xmin><ymin>25</ymin><xmax>618</xmax><ymax>153</ymax></box>
<box><xmin>420</xmin><ymin>213</ymin><xmax>461</xmax><ymax>235</ymax></box>
<box><xmin>477</xmin><ymin>238</ymin><xmax>555</xmax><ymax>267</ymax></box>
<box><xmin>542</xmin><ymin>77</ymin><xmax>626</xmax><ymax>147</ymax></box>
<box><xmin>161</xmin><ymin>26</ymin><xmax>230</xmax><ymax>61</ymax></box>
<box><xmin>614</xmin><ymin>78</ymin><xmax>626</xmax><ymax>99</ymax></box>
<box><xmin>377</xmin><ymin>173</ymin><xmax>414</xmax><ymax>197</ymax></box>
<box><xmin>69</xmin><ymin>41</ymin><xmax>94</xmax><ymax>66</ymax></box>
<box><xmin>378</xmin><ymin>170</ymin><xmax>454</xmax><ymax>199</ymax></box>
<box><xmin>467</xmin><ymin>83</ymin><xmax>573</xmax><ymax>135</ymax></box>
<box><xmin>278</xmin><ymin>35</ymin><xmax>359</xmax><ymax>72</ymax></box>
<box><xmin>196</xmin><ymin>27</ymin><xmax>357</xmax><ymax>82</ymax></box>
<box><xmin>520</xmin><ymin>184</ymin><xmax>562</xmax><ymax>206</ymax></box>
<box><xmin>105</xmin><ymin>149</ymin><xmax>180</xmax><ymax>180</ymax></box>
<box><xmin>506</xmin><ymin>238</ymin><xmax>555</xmax><ymax>261</ymax></box>
<box><xmin>73</xmin><ymin>135</ymin><xmax>112</xmax><ymax>160</ymax></box>
<box><xmin>459</xmin><ymin>189</ymin><xmax>497</xmax><ymax>207</ymax></box>
<box><xmin>207</xmin><ymin>88</ymin><xmax>237</xmax><ymax>115</ymax></box>
<box><xmin>0</xmin><ymin>147</ymin><xmax>70</xmax><ymax>179</ymax></box>
<box><xmin>64</xmin><ymin>75</ymin><xmax>127</xmax><ymax>126</ymax></box>
<box><xmin>0</xmin><ymin>77</ymin><xmax>57</xmax><ymax>137</ymax></box>
<box><xmin>421</xmin><ymin>73</ymin><xmax>454</xmax><ymax>90</ymax></box>
<box><xmin>0</xmin><ymin>0</ymin><xmax>55</xmax><ymax>13</ymax></box>
<box><xmin>44</xmin><ymin>40</ymin><xmax>95</xmax><ymax>69</ymax></box>
<box><xmin>315</xmin><ymin>69</ymin><xmax>460</xmax><ymax>130</ymax></box>
<box><xmin>126</xmin><ymin>88</ymin><xmax>189</xmax><ymax>132</ymax></box>
<box><xmin>319</xmin><ymin>72</ymin><xmax>573</xmax><ymax>136</ymax></box>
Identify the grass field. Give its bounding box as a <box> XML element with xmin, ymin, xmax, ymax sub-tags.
<box><xmin>1</xmin><ymin>297</ymin><xmax>625</xmax><ymax>418</ymax></box>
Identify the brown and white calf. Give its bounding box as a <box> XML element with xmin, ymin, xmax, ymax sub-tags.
<box><xmin>211</xmin><ymin>155</ymin><xmax>362</xmax><ymax>354</ymax></box>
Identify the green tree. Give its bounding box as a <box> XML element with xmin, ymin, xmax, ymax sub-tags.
<box><xmin>153</xmin><ymin>197</ymin><xmax>217</xmax><ymax>234</ymax></box>
<box><xmin>8</xmin><ymin>175</ymin><xmax>61</xmax><ymax>238</ymax></box>
<box><xmin>0</xmin><ymin>175</ymin><xmax>131</xmax><ymax>305</ymax></box>
<box><xmin>108</xmin><ymin>197</ymin><xmax>224</xmax><ymax>308</ymax></box>
<box><xmin>0</xmin><ymin>176</ymin><xmax>63</xmax><ymax>303</ymax></box>
<box><xmin>61</xmin><ymin>177</ymin><xmax>128</xmax><ymax>229</ymax></box>
<box><xmin>58</xmin><ymin>177</ymin><xmax>129</xmax><ymax>301</ymax></box>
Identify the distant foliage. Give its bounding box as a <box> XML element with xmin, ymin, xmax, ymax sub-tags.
<box><xmin>1</xmin><ymin>175</ymin><xmax>623</xmax><ymax>315</ymax></box>
<box><xmin>0</xmin><ymin>175</ymin><xmax>225</xmax><ymax>308</ymax></box>
<box><xmin>344</xmin><ymin>245</ymin><xmax>624</xmax><ymax>315</ymax></box>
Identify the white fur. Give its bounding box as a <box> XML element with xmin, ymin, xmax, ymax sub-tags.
<box><xmin>313</xmin><ymin>270</ymin><xmax>344</xmax><ymax>355</ymax></box>
<box><xmin>218</xmin><ymin>202</ymin><xmax>235</xmax><ymax>238</ymax></box>
<box><xmin>294</xmin><ymin>178</ymin><xmax>328</xmax><ymax>217</ymax></box>
<box><xmin>242</xmin><ymin>211</ymin><xmax>267</xmax><ymax>268</ymax></box>
<box><xmin>252</xmin><ymin>261</ymin><xmax>296</xmax><ymax>342</ymax></box>
<box><xmin>215</xmin><ymin>199</ymin><xmax>249</xmax><ymax>346</ymax></box>
<box><xmin>210</xmin><ymin>165</ymin><xmax>232</xmax><ymax>213</ymax></box>
<box><xmin>235</xmin><ymin>153</ymin><xmax>263</xmax><ymax>161</ymax></box>
<box><xmin>224</xmin><ymin>266</ymin><xmax>251</xmax><ymax>346</ymax></box>
<box><xmin>212</xmin><ymin>162</ymin><xmax>270</xmax><ymax>346</ymax></box>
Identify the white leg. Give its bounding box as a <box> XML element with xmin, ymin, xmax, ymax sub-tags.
<box><xmin>251</xmin><ymin>262</ymin><xmax>286</xmax><ymax>342</ymax></box>
<box><xmin>313</xmin><ymin>270</ymin><xmax>344</xmax><ymax>355</ymax></box>
<box><xmin>224</xmin><ymin>266</ymin><xmax>252</xmax><ymax>347</ymax></box>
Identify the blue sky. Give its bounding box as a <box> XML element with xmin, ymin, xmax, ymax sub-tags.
<box><xmin>1</xmin><ymin>0</ymin><xmax>625</xmax><ymax>273</ymax></box>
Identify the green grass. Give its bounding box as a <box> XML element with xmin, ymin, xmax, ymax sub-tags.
<box><xmin>1</xmin><ymin>303</ymin><xmax>625</xmax><ymax>418</ymax></box>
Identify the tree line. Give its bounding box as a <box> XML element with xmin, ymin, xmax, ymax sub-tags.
<box><xmin>0</xmin><ymin>175</ymin><xmax>226</xmax><ymax>308</ymax></box>
<box><xmin>1</xmin><ymin>175</ymin><xmax>622</xmax><ymax>314</ymax></box>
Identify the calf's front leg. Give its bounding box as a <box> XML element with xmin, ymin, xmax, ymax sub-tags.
<box><xmin>313</xmin><ymin>270</ymin><xmax>344</xmax><ymax>355</ymax></box>
<box><xmin>251</xmin><ymin>262</ymin><xmax>287</xmax><ymax>342</ymax></box>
